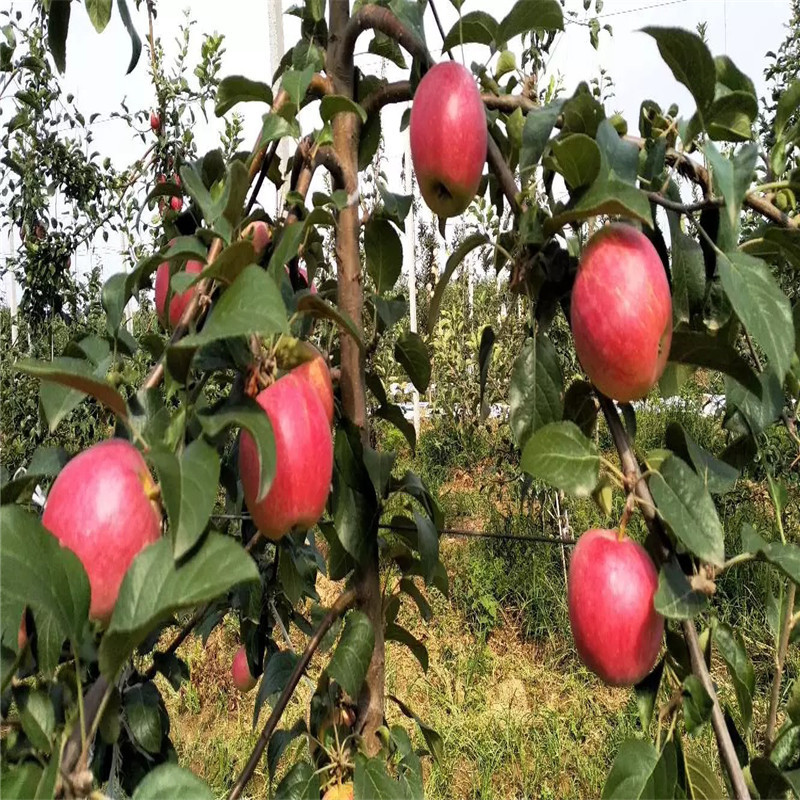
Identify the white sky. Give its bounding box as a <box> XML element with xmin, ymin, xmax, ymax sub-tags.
<box><xmin>1</xmin><ymin>0</ymin><xmax>793</xmax><ymax>301</ymax></box>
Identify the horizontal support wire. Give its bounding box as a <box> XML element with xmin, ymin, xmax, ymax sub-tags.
<box><xmin>209</xmin><ymin>514</ymin><xmax>576</xmax><ymax>547</ymax></box>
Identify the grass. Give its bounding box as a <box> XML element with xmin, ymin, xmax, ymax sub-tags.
<box><xmin>158</xmin><ymin>409</ymin><xmax>799</xmax><ymax>799</ymax></box>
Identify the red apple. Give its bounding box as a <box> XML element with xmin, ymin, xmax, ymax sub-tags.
<box><xmin>231</xmin><ymin>646</ymin><xmax>257</xmax><ymax>692</ymax></box>
<box><xmin>238</xmin><ymin>368</ymin><xmax>333</xmax><ymax>541</ymax></box>
<box><xmin>42</xmin><ymin>440</ymin><xmax>162</xmax><ymax>623</ymax></box>
<box><xmin>284</xmin><ymin>263</ymin><xmax>317</xmax><ymax>293</ymax></box>
<box><xmin>568</xmin><ymin>528</ymin><xmax>664</xmax><ymax>686</ymax></box>
<box><xmin>571</xmin><ymin>224</ymin><xmax>672</xmax><ymax>402</ymax></box>
<box><xmin>293</xmin><ymin>353</ymin><xmax>334</xmax><ymax>426</ymax></box>
<box><xmin>410</xmin><ymin>62</ymin><xmax>487</xmax><ymax>218</ymax></box>
<box><xmin>150</xmin><ymin>111</ymin><xmax>161</xmax><ymax>133</ymax></box>
<box><xmin>18</xmin><ymin>612</ymin><xmax>28</xmax><ymax>652</ymax></box>
<box><xmin>170</xmin><ymin>196</ymin><xmax>183</xmax><ymax>212</ymax></box>
<box><xmin>242</xmin><ymin>220</ymin><xmax>272</xmax><ymax>257</ymax></box>
<box><xmin>154</xmin><ymin>258</ymin><xmax>204</xmax><ymax>328</ymax></box>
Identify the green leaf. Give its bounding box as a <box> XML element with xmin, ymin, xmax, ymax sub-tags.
<box><xmin>649</xmin><ymin>455</ymin><xmax>725</xmax><ymax>566</ymax></box>
<box><xmin>654</xmin><ymin>559</ymin><xmax>708</xmax><ymax>619</ymax></box>
<box><xmin>354</xmin><ymin>753</ymin><xmax>401</xmax><ymax>799</ymax></box>
<box><xmin>149</xmin><ymin>440</ymin><xmax>221</xmax><ymax>560</ymax></box>
<box><xmin>115</xmin><ymin>0</ymin><xmax>142</xmax><ymax>74</ymax></box>
<box><xmin>365</xmin><ymin>219</ymin><xmax>402</xmax><ymax>295</ymax></box>
<box><xmin>776</xmin><ymin>79</ymin><xmax>800</xmax><ymax>139</ymax></box>
<box><xmin>327</xmin><ymin>610</ymin><xmax>375</xmax><ymax>700</ymax></box>
<box><xmin>320</xmin><ymin>95</ymin><xmax>367</xmax><ymax>125</ymax></box>
<box><xmin>497</xmin><ymin>0</ymin><xmax>564</xmax><ymax>42</ymax></box>
<box><xmin>192</xmin><ymin>240</ymin><xmax>255</xmax><ymax>286</ymax></box>
<box><xmin>478</xmin><ymin>325</ymin><xmax>495</xmax><ymax>420</ymax></box>
<box><xmin>85</xmin><ymin>0</ymin><xmax>111</xmax><ymax>32</ymax></box>
<box><xmin>215</xmin><ymin>75</ymin><xmax>273</xmax><ymax>117</ymax></box>
<box><xmin>369</xmin><ymin>31</ymin><xmax>407</xmax><ymax>69</ymax></box>
<box><xmin>377</xmin><ymin>183</ymin><xmax>413</xmax><ymax>227</ymax></box>
<box><xmin>199</xmin><ymin>399</ymin><xmax>275</xmax><ymax>502</ymax></box>
<box><xmin>725</xmin><ymin>369</ymin><xmax>783</xmax><ymax>435</ymax></box>
<box><xmin>601</xmin><ymin>739</ymin><xmax>661</xmax><ymax>799</ymax></box>
<box><xmin>389</xmin><ymin>694</ymin><xmax>443</xmax><ymax>762</ymax></box>
<box><xmin>374</xmin><ymin>404</ymin><xmax>416</xmax><ymax>453</ymax></box>
<box><xmin>256</xmin><ymin>112</ymin><xmax>300</xmax><ymax>151</ymax></box>
<box><xmin>670</xmin><ymin>230</ymin><xmax>706</xmax><ymax>324</ymax></box>
<box><xmin>750</xmin><ymin>757</ymin><xmax>794</xmax><ymax>800</ymax></box>
<box><xmin>682</xmin><ymin>675</ymin><xmax>713</xmax><ymax>735</ymax></box>
<box><xmin>0</xmin><ymin>763</ymin><xmax>44</xmax><ymax>799</ymax></box>
<box><xmin>124</xmin><ymin>683</ymin><xmax>162</xmax><ymax>753</ymax></box>
<box><xmin>595</xmin><ymin>119</ymin><xmax>639</xmax><ymax>184</ymax></box>
<box><xmin>99</xmin><ymin>534</ymin><xmax>258</xmax><ymax>678</ymax></box>
<box><xmin>520</xmin><ymin>101</ymin><xmax>564</xmax><ymax>180</ymax></box>
<box><xmin>642</xmin><ymin>27</ymin><xmax>715</xmax><ymax>113</ymax></box>
<box><xmin>442</xmin><ymin>11</ymin><xmax>498</xmax><ymax>51</ymax></box>
<box><xmin>177</xmin><ymin>265</ymin><xmax>288</xmax><ymax>349</ymax></box>
<box><xmin>0</xmin><ymin>505</ymin><xmax>89</xmax><ymax>673</ymax></box>
<box><xmin>634</xmin><ymin>659</ymin><xmax>664</xmax><ymax>732</ymax></box>
<box><xmin>705</xmin><ymin>141</ymin><xmax>758</xmax><ymax>245</ymax></box>
<box><xmin>413</xmin><ymin>510</ymin><xmax>439</xmax><ymax>586</ymax></box>
<box><xmin>274</xmin><ymin>761</ymin><xmax>319</xmax><ymax>800</ymax></box>
<box><xmin>520</xmin><ymin>421</ymin><xmax>600</xmax><ymax>497</ymax></box>
<box><xmin>546</xmin><ymin>177</ymin><xmax>652</xmax><ymax>234</ymax></box>
<box><xmin>47</xmin><ymin>0</ymin><xmax>70</xmax><ymax>73</ymax></box>
<box><xmin>427</xmin><ymin>233</ymin><xmax>489</xmax><ymax>334</ymax></box>
<box><xmin>15</xmin><ymin>688</ymin><xmax>55</xmax><ymax>752</ymax></box>
<box><xmin>363</xmin><ymin>445</ymin><xmax>395</xmax><ymax>500</ymax></box>
<box><xmin>664</xmin><ymin>423</ymin><xmax>739</xmax><ymax>494</ymax></box>
<box><xmin>713</xmin><ymin>622</ymin><xmax>754</xmax><ymax>730</ymax></box>
<box><xmin>254</xmin><ymin>650</ymin><xmax>299</xmax><ymax>727</ymax></box>
<box><xmin>394</xmin><ymin>332</ymin><xmax>431</xmax><ymax>393</ymax></box>
<box><xmin>295</xmin><ymin>293</ymin><xmax>365</xmax><ymax>352</ymax></box>
<box><xmin>267</xmin><ymin>222</ymin><xmax>305</xmax><ymax>278</ymax></box>
<box><xmin>369</xmin><ymin>293</ymin><xmax>407</xmax><ymax>334</ymax></box>
<box><xmin>716</xmin><ymin>250</ymin><xmax>793</xmax><ymax>383</ymax></box>
<box><xmin>399</xmin><ymin>578</ymin><xmax>432</xmax><ymax>622</ymax></box>
<box><xmin>668</xmin><ymin>331</ymin><xmax>761</xmax><ymax>397</ymax></box>
<box><xmin>280</xmin><ymin>65</ymin><xmax>315</xmax><ymax>109</ymax></box>
<box><xmin>132</xmin><ymin>764</ymin><xmax>214</xmax><ymax>800</ymax></box>
<box><xmin>509</xmin><ymin>335</ymin><xmax>564</xmax><ymax>448</ymax></box>
<box><xmin>551</xmin><ymin>134</ymin><xmax>601</xmax><ymax>189</ymax></box>
<box><xmin>706</xmin><ymin>91</ymin><xmax>758</xmax><ymax>142</ymax></box>
<box><xmin>17</xmin><ymin>357</ymin><xmax>127</xmax><ymax>428</ymax></box>
<box><xmin>739</xmin><ymin>525</ymin><xmax>800</xmax><ymax>585</ymax></box>
<box><xmin>386</xmin><ymin>622</ymin><xmax>428</xmax><ymax>671</ymax></box>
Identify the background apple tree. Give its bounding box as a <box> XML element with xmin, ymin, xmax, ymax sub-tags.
<box><xmin>1</xmin><ymin>1</ymin><xmax>799</xmax><ymax>799</ymax></box>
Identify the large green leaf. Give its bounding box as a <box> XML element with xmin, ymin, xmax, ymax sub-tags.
<box><xmin>520</xmin><ymin>101</ymin><xmax>564</xmax><ymax>180</ymax></box>
<box><xmin>191</xmin><ymin>240</ymin><xmax>255</xmax><ymax>286</ymax></box>
<box><xmin>176</xmin><ymin>264</ymin><xmax>288</xmax><ymax>349</ymax></box>
<box><xmin>653</xmin><ymin>559</ymin><xmax>708</xmax><ymax>619</ymax></box>
<box><xmin>254</xmin><ymin>650</ymin><xmax>299</xmax><ymax>727</ymax></box>
<box><xmin>713</xmin><ymin>622</ymin><xmax>754</xmax><ymax>730</ymax></box>
<box><xmin>320</xmin><ymin>95</ymin><xmax>367</xmax><ymax>125</ymax></box>
<box><xmin>442</xmin><ymin>11</ymin><xmax>498</xmax><ymax>51</ymax></box>
<box><xmin>148</xmin><ymin>440</ymin><xmax>221</xmax><ymax>560</ymax></box>
<box><xmin>374</xmin><ymin>403</ymin><xmax>416</xmax><ymax>452</ymax></box>
<box><xmin>125</xmin><ymin>683</ymin><xmax>162</xmax><ymax>753</ymax></box>
<box><xmin>670</xmin><ymin>230</ymin><xmax>706</xmax><ymax>324</ymax></box>
<box><xmin>725</xmin><ymin>369</ymin><xmax>783</xmax><ymax>435</ymax></box>
<box><xmin>427</xmin><ymin>233</ymin><xmax>489</xmax><ymax>334</ymax></box>
<box><xmin>365</xmin><ymin>219</ymin><xmax>402</xmax><ymax>295</ymax></box>
<box><xmin>394</xmin><ymin>332</ymin><xmax>431</xmax><ymax>393</ymax></box>
<box><xmin>295</xmin><ymin>294</ymin><xmax>365</xmax><ymax>351</ymax></box>
<box><xmin>716</xmin><ymin>250</ymin><xmax>793</xmax><ymax>383</ymax></box>
<box><xmin>1</xmin><ymin>446</ymin><xmax>69</xmax><ymax>505</ymax></box>
<box><xmin>215</xmin><ymin>75</ymin><xmax>273</xmax><ymax>117</ymax></box>
<box><xmin>508</xmin><ymin>335</ymin><xmax>563</xmax><ymax>448</ymax></box>
<box><xmin>0</xmin><ymin>505</ymin><xmax>89</xmax><ymax>674</ymax></box>
<box><xmin>386</xmin><ymin>622</ymin><xmax>428</xmax><ymax>671</ymax></box>
<box><xmin>520</xmin><ymin>421</ymin><xmax>600</xmax><ymax>497</ymax></box>
<box><xmin>17</xmin><ymin>357</ymin><xmax>127</xmax><ymax>430</ymax></box>
<box><xmin>497</xmin><ymin>0</ymin><xmax>563</xmax><ymax>42</ymax></box>
<box><xmin>665</xmin><ymin>423</ymin><xmax>739</xmax><ymax>495</ymax></box>
<box><xmin>15</xmin><ymin>687</ymin><xmax>55</xmax><ymax>753</ymax></box>
<box><xmin>642</xmin><ymin>27</ymin><xmax>715</xmax><ymax>114</ymax></box>
<box><xmin>274</xmin><ymin>761</ymin><xmax>319</xmax><ymax>800</ymax></box>
<box><xmin>650</xmin><ymin>455</ymin><xmax>725</xmax><ymax>566</ymax></box>
<box><xmin>116</xmin><ymin>0</ymin><xmax>142</xmax><ymax>74</ymax></box>
<box><xmin>685</xmin><ymin>753</ymin><xmax>724</xmax><ymax>800</ymax></box>
<box><xmin>47</xmin><ymin>0</ymin><xmax>70</xmax><ymax>73</ymax></box>
<box><xmin>668</xmin><ymin>331</ymin><xmax>761</xmax><ymax>397</ymax></box>
<box><xmin>132</xmin><ymin>764</ymin><xmax>214</xmax><ymax>800</ymax></box>
<box><xmin>327</xmin><ymin>610</ymin><xmax>375</xmax><ymax>700</ymax></box>
<box><xmin>551</xmin><ymin>134</ymin><xmax>601</xmax><ymax>189</ymax></box>
<box><xmin>85</xmin><ymin>0</ymin><xmax>111</xmax><ymax>32</ymax></box>
<box><xmin>683</xmin><ymin>674</ymin><xmax>713</xmax><ymax>734</ymax></box>
<box><xmin>99</xmin><ymin>534</ymin><xmax>258</xmax><ymax>678</ymax></box>
<box><xmin>602</xmin><ymin>739</ymin><xmax>662</xmax><ymax>799</ymax></box>
<box><xmin>256</xmin><ymin>112</ymin><xmax>300</xmax><ymax>151</ymax></box>
<box><xmin>705</xmin><ymin>141</ymin><xmax>758</xmax><ymax>247</ymax></box>
<box><xmin>198</xmin><ymin>399</ymin><xmax>276</xmax><ymax>502</ymax></box>
<box><xmin>740</xmin><ymin>524</ymin><xmax>800</xmax><ymax>585</ymax></box>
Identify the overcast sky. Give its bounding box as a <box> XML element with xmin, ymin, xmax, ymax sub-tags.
<box><xmin>1</xmin><ymin>0</ymin><xmax>793</xmax><ymax>303</ymax></box>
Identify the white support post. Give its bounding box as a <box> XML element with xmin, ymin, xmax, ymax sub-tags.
<box><xmin>267</xmin><ymin>0</ymin><xmax>290</xmax><ymax>214</ymax></box>
<box><xmin>9</xmin><ymin>228</ymin><xmax>18</xmax><ymax>345</ymax></box>
<box><xmin>403</xmin><ymin>133</ymin><xmax>421</xmax><ymax>438</ymax></box>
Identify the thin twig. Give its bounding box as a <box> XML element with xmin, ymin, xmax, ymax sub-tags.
<box><xmin>765</xmin><ymin>575</ymin><xmax>796</xmax><ymax>749</ymax></box>
<box><xmin>646</xmin><ymin>191</ymin><xmax>724</xmax><ymax>215</ymax></box>
<box><xmin>427</xmin><ymin>0</ymin><xmax>452</xmax><ymax>59</ymax></box>
<box><xmin>245</xmin><ymin>139</ymin><xmax>280</xmax><ymax>215</ymax></box>
<box><xmin>227</xmin><ymin>588</ymin><xmax>357</xmax><ymax>800</ymax></box>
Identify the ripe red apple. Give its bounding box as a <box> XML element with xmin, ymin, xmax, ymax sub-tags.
<box><xmin>410</xmin><ymin>61</ymin><xmax>487</xmax><ymax>218</ymax></box>
<box><xmin>150</xmin><ymin>111</ymin><xmax>161</xmax><ymax>133</ymax></box>
<box><xmin>170</xmin><ymin>196</ymin><xmax>183</xmax><ymax>212</ymax></box>
<box><xmin>568</xmin><ymin>528</ymin><xmax>664</xmax><ymax>686</ymax></box>
<box><xmin>293</xmin><ymin>352</ymin><xmax>334</xmax><ymax>425</ymax></box>
<box><xmin>242</xmin><ymin>220</ymin><xmax>272</xmax><ymax>257</ymax></box>
<box><xmin>42</xmin><ymin>440</ymin><xmax>162</xmax><ymax>623</ymax></box>
<box><xmin>231</xmin><ymin>646</ymin><xmax>257</xmax><ymax>692</ymax></box>
<box><xmin>570</xmin><ymin>224</ymin><xmax>672</xmax><ymax>402</ymax></box>
<box><xmin>154</xmin><ymin>258</ymin><xmax>204</xmax><ymax>328</ymax></box>
<box><xmin>238</xmin><ymin>368</ymin><xmax>333</xmax><ymax>541</ymax></box>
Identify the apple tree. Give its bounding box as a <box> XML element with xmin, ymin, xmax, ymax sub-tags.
<box><xmin>2</xmin><ymin>1</ymin><xmax>800</xmax><ymax>799</ymax></box>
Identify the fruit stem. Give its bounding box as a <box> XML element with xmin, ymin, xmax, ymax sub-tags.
<box><xmin>617</xmin><ymin>491</ymin><xmax>635</xmax><ymax>541</ymax></box>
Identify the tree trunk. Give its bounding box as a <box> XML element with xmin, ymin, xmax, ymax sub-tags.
<box><xmin>328</xmin><ymin>0</ymin><xmax>385</xmax><ymax>753</ymax></box>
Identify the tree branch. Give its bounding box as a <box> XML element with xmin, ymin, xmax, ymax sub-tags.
<box><xmin>226</xmin><ymin>588</ymin><xmax>357</xmax><ymax>800</ymax></box>
<box><xmin>766</xmin><ymin>582</ymin><xmax>796</xmax><ymax>749</ymax></box>
<box><xmin>646</xmin><ymin>191</ymin><xmax>724</xmax><ymax>215</ymax></box>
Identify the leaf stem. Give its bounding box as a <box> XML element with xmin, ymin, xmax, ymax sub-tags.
<box><xmin>72</xmin><ymin>643</ymin><xmax>87</xmax><ymax>762</ymax></box>
<box><xmin>765</xmin><ymin>581</ymin><xmax>795</xmax><ymax>750</ymax></box>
